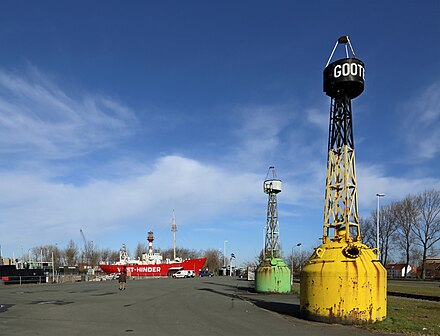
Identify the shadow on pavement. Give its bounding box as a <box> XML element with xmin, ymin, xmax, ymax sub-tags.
<box><xmin>198</xmin><ymin>287</ymin><xmax>301</xmax><ymax>318</ymax></box>
<box><xmin>204</xmin><ymin>280</ymin><xmax>254</xmax><ymax>293</ymax></box>
<box><xmin>247</xmin><ymin>299</ymin><xmax>301</xmax><ymax>318</ymax></box>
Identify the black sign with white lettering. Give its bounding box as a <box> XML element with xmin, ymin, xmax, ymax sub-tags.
<box><xmin>323</xmin><ymin>58</ymin><xmax>365</xmax><ymax>99</ymax></box>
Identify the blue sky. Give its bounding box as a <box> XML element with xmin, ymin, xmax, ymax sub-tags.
<box><xmin>0</xmin><ymin>1</ymin><xmax>439</xmax><ymax>265</ymax></box>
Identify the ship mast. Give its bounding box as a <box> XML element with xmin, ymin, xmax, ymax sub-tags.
<box><xmin>171</xmin><ymin>209</ymin><xmax>177</xmax><ymax>260</ymax></box>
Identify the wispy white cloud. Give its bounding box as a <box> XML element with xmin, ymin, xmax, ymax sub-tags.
<box><xmin>357</xmin><ymin>163</ymin><xmax>440</xmax><ymax>212</ymax></box>
<box><xmin>232</xmin><ymin>104</ymin><xmax>296</xmax><ymax>169</ymax></box>
<box><xmin>0</xmin><ymin>67</ymin><xmax>138</xmax><ymax>160</ymax></box>
<box><xmin>306</xmin><ymin>106</ymin><xmax>328</xmax><ymax>133</ymax></box>
<box><xmin>400</xmin><ymin>81</ymin><xmax>440</xmax><ymax>160</ymax></box>
<box><xmin>0</xmin><ymin>155</ymin><xmax>262</xmax><ymax>253</ymax></box>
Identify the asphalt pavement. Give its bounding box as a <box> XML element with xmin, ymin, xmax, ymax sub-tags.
<box><xmin>0</xmin><ymin>276</ymin><xmax>388</xmax><ymax>336</ymax></box>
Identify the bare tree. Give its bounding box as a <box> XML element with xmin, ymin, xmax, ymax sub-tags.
<box><xmin>286</xmin><ymin>246</ymin><xmax>312</xmax><ymax>278</ymax></box>
<box><xmin>203</xmin><ymin>249</ymin><xmax>222</xmax><ymax>273</ymax></box>
<box><xmin>360</xmin><ymin>216</ymin><xmax>375</xmax><ymax>247</ymax></box>
<box><xmin>381</xmin><ymin>203</ymin><xmax>399</xmax><ymax>264</ymax></box>
<box><xmin>89</xmin><ymin>244</ymin><xmax>101</xmax><ymax>267</ymax></box>
<box><xmin>63</xmin><ymin>240</ymin><xmax>79</xmax><ymax>266</ymax></box>
<box><xmin>368</xmin><ymin>204</ymin><xmax>398</xmax><ymax>265</ymax></box>
<box><xmin>412</xmin><ymin>189</ymin><xmax>440</xmax><ymax>279</ymax></box>
<box><xmin>99</xmin><ymin>248</ymin><xmax>119</xmax><ymax>263</ymax></box>
<box><xmin>134</xmin><ymin>243</ymin><xmax>147</xmax><ymax>260</ymax></box>
<box><xmin>30</xmin><ymin>245</ymin><xmax>62</xmax><ymax>268</ymax></box>
<box><xmin>161</xmin><ymin>247</ymin><xmax>199</xmax><ymax>260</ymax></box>
<box><xmin>394</xmin><ymin>196</ymin><xmax>418</xmax><ymax>278</ymax></box>
<box><xmin>82</xmin><ymin>240</ymin><xmax>95</xmax><ymax>266</ymax></box>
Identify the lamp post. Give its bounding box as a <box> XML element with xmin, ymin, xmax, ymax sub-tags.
<box><xmin>223</xmin><ymin>240</ymin><xmax>228</xmax><ymax>273</ymax></box>
<box><xmin>291</xmin><ymin>243</ymin><xmax>302</xmax><ymax>286</ymax></box>
<box><xmin>376</xmin><ymin>193</ymin><xmax>385</xmax><ymax>261</ymax></box>
<box><xmin>297</xmin><ymin>243</ymin><xmax>302</xmax><ymax>272</ymax></box>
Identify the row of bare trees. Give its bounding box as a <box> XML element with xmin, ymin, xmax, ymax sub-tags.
<box><xmin>25</xmin><ymin>240</ymin><xmax>224</xmax><ymax>274</ymax></box>
<box><xmin>26</xmin><ymin>240</ymin><xmax>120</xmax><ymax>268</ymax></box>
<box><xmin>360</xmin><ymin>189</ymin><xmax>440</xmax><ymax>279</ymax></box>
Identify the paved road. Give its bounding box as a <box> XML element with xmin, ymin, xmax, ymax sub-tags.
<box><xmin>0</xmin><ymin>276</ymin><xmax>387</xmax><ymax>336</ymax></box>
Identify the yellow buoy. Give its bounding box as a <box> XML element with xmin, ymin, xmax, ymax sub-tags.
<box><xmin>300</xmin><ymin>240</ymin><xmax>386</xmax><ymax>323</ymax></box>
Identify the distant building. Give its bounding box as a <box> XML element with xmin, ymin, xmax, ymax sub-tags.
<box><xmin>417</xmin><ymin>258</ymin><xmax>440</xmax><ymax>279</ymax></box>
<box><xmin>0</xmin><ymin>258</ymin><xmax>14</xmax><ymax>266</ymax></box>
<box><xmin>385</xmin><ymin>263</ymin><xmax>416</xmax><ymax>278</ymax></box>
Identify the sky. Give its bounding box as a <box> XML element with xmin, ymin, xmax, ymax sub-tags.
<box><xmin>0</xmin><ymin>1</ymin><xmax>439</xmax><ymax>266</ymax></box>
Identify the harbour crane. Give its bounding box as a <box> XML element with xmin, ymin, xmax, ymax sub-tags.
<box><xmin>80</xmin><ymin>229</ymin><xmax>93</xmax><ymax>266</ymax></box>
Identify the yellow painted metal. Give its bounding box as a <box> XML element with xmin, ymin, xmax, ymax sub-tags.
<box><xmin>300</xmin><ymin>240</ymin><xmax>386</xmax><ymax>324</ymax></box>
<box><xmin>301</xmin><ymin>144</ymin><xmax>387</xmax><ymax>323</ymax></box>
<box><xmin>323</xmin><ymin>145</ymin><xmax>360</xmax><ymax>243</ymax></box>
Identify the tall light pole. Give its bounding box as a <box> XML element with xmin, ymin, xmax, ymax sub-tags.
<box><xmin>376</xmin><ymin>193</ymin><xmax>385</xmax><ymax>261</ymax></box>
<box><xmin>223</xmin><ymin>240</ymin><xmax>228</xmax><ymax>271</ymax></box>
<box><xmin>297</xmin><ymin>243</ymin><xmax>302</xmax><ymax>271</ymax></box>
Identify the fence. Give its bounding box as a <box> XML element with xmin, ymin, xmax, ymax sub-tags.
<box><xmin>1</xmin><ymin>275</ymin><xmax>47</xmax><ymax>285</ymax></box>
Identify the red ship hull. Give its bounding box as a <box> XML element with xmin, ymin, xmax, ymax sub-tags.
<box><xmin>100</xmin><ymin>257</ymin><xmax>207</xmax><ymax>277</ymax></box>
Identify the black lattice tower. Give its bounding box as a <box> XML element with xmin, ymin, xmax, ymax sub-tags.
<box><xmin>322</xmin><ymin>36</ymin><xmax>364</xmax><ymax>244</ymax></box>
<box><xmin>263</xmin><ymin>166</ymin><xmax>282</xmax><ymax>259</ymax></box>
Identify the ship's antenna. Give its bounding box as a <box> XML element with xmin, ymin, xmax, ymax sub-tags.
<box><xmin>171</xmin><ymin>209</ymin><xmax>177</xmax><ymax>260</ymax></box>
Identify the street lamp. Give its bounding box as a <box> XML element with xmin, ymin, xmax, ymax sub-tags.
<box><xmin>376</xmin><ymin>193</ymin><xmax>385</xmax><ymax>261</ymax></box>
<box><xmin>296</xmin><ymin>243</ymin><xmax>302</xmax><ymax>271</ymax></box>
<box><xmin>291</xmin><ymin>243</ymin><xmax>302</xmax><ymax>286</ymax></box>
<box><xmin>223</xmin><ymin>240</ymin><xmax>228</xmax><ymax>270</ymax></box>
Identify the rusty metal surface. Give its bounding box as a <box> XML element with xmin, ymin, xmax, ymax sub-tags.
<box><xmin>255</xmin><ymin>258</ymin><xmax>291</xmax><ymax>293</ymax></box>
<box><xmin>300</xmin><ymin>241</ymin><xmax>387</xmax><ymax>324</ymax></box>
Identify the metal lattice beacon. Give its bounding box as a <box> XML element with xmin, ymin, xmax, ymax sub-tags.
<box><xmin>300</xmin><ymin>36</ymin><xmax>387</xmax><ymax>324</ymax></box>
<box><xmin>255</xmin><ymin>166</ymin><xmax>291</xmax><ymax>293</ymax></box>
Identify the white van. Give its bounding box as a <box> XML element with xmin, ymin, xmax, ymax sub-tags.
<box><xmin>172</xmin><ymin>270</ymin><xmax>190</xmax><ymax>278</ymax></box>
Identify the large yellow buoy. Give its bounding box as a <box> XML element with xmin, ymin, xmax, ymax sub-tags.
<box><xmin>300</xmin><ymin>36</ymin><xmax>387</xmax><ymax>324</ymax></box>
<box><xmin>300</xmin><ymin>239</ymin><xmax>386</xmax><ymax>323</ymax></box>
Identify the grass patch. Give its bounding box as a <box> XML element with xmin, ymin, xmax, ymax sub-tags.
<box><xmin>388</xmin><ymin>283</ymin><xmax>440</xmax><ymax>297</ymax></box>
<box><xmin>360</xmin><ymin>297</ymin><xmax>440</xmax><ymax>335</ymax></box>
